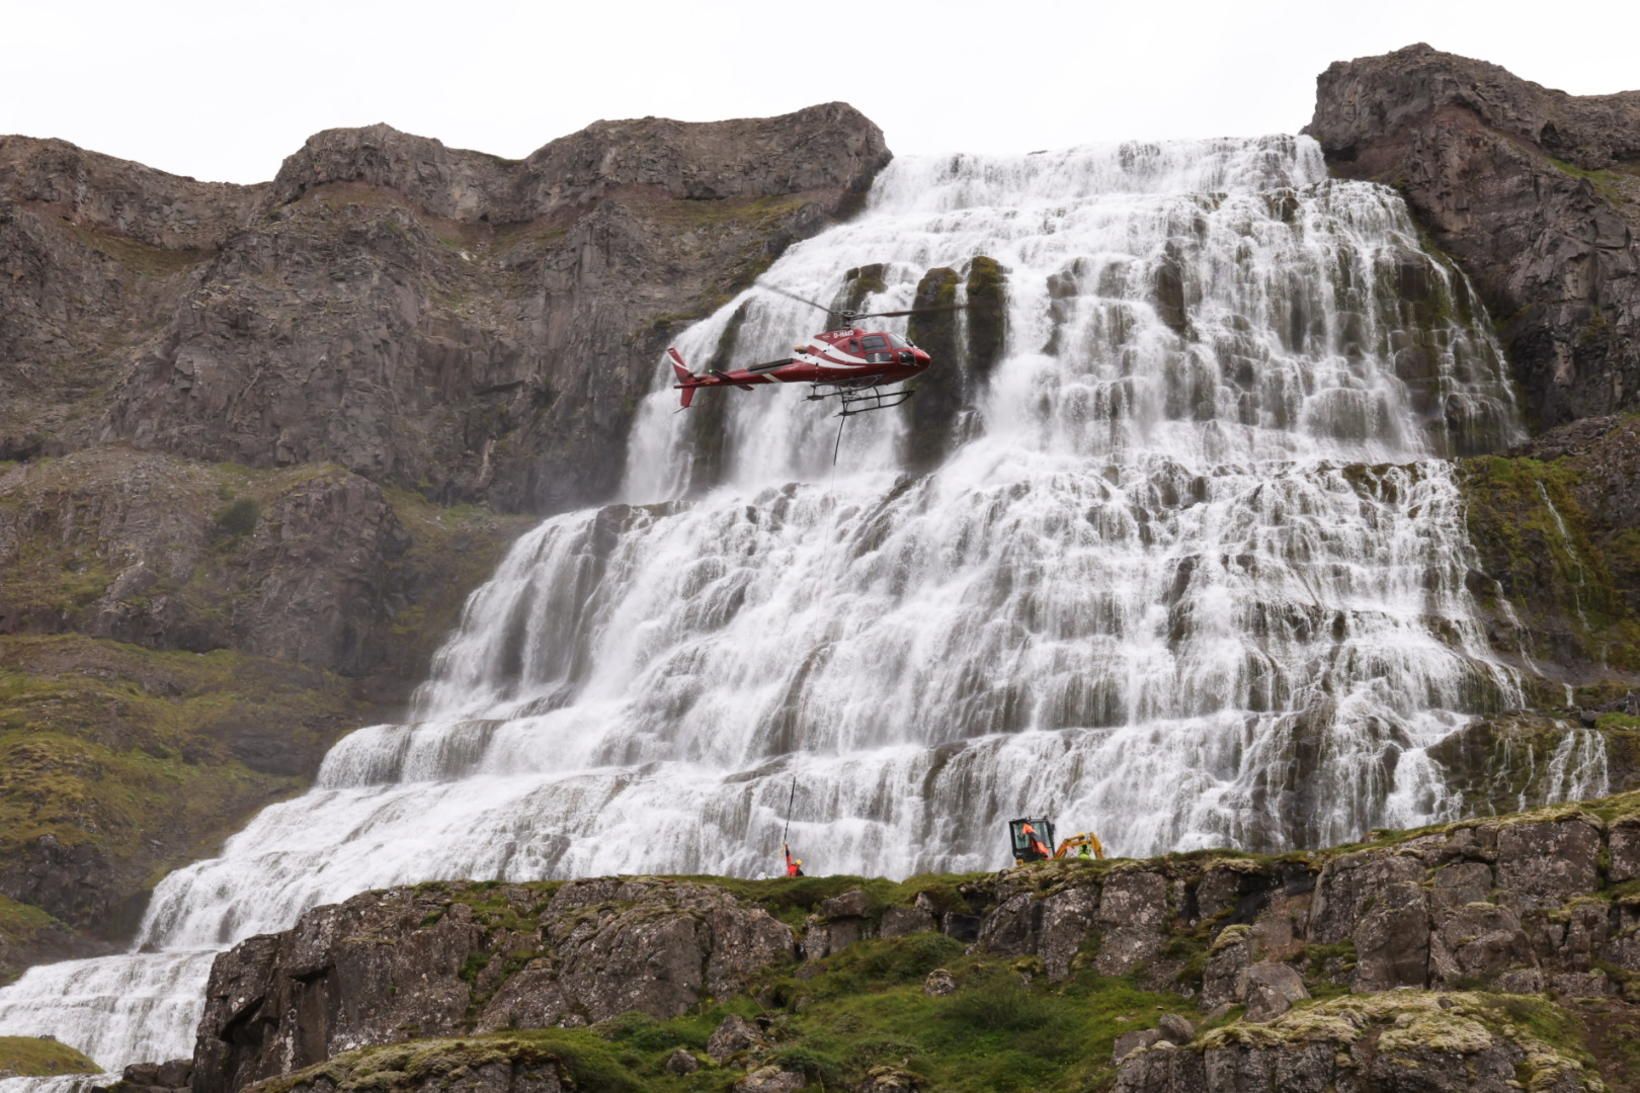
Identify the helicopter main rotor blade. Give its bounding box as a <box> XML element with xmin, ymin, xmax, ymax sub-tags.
<box><xmin>759</xmin><ymin>284</ymin><xmax>837</xmax><ymax>315</ymax></box>
<box><xmin>854</xmin><ymin>303</ymin><xmax>973</xmax><ymax>319</ymax></box>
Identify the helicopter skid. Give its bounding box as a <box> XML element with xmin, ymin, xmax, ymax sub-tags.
<box><xmin>806</xmin><ymin>383</ymin><xmax>916</xmax><ymax>416</ymax></box>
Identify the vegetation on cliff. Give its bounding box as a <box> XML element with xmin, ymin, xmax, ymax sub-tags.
<box><xmin>0</xmin><ymin>453</ymin><xmax>531</xmax><ymax>977</ymax></box>
<box><xmin>0</xmin><ymin>1034</ymin><xmax>100</xmax><ymax>1078</ymax></box>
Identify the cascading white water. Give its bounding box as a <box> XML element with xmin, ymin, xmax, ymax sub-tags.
<box><xmin>0</xmin><ymin>135</ymin><xmax>1541</xmax><ymax>1073</ymax></box>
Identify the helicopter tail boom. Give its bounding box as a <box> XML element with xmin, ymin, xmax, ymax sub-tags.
<box><xmin>668</xmin><ymin>347</ymin><xmax>702</xmax><ymax>409</ymax></box>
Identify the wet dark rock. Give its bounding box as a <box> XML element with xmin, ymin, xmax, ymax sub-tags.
<box><xmin>1307</xmin><ymin>44</ymin><xmax>1640</xmax><ymax>428</ymax></box>
<box><xmin>940</xmin><ymin>911</ymin><xmax>981</xmax><ymax>942</ymax></box>
<box><xmin>964</xmin><ymin>255</ymin><xmax>1008</xmax><ymax>377</ymax></box>
<box><xmin>1455</xmin><ymin>414</ymin><xmax>1640</xmax><ymax>689</ymax></box>
<box><xmin>904</xmin><ymin>266</ymin><xmax>963</xmax><ymax>470</ymax></box>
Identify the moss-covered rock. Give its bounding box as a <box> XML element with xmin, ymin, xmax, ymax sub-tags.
<box><xmin>0</xmin><ymin>450</ymin><xmax>530</xmax><ymax>962</ymax></box>
<box><xmin>964</xmin><ymin>255</ymin><xmax>1007</xmax><ymax>377</ymax></box>
<box><xmin>1429</xmin><ymin>710</ymin><xmax>1640</xmax><ymax>814</ymax></box>
<box><xmin>1128</xmin><ymin>992</ymin><xmax>1608</xmax><ymax>1092</ymax></box>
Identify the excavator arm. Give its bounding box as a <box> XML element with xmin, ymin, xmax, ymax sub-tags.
<box><xmin>1053</xmin><ymin>833</ymin><xmax>1106</xmax><ymax>860</ymax></box>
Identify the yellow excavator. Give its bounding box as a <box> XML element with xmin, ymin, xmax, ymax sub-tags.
<box><xmin>1007</xmin><ymin>817</ymin><xmax>1105</xmax><ymax>864</ymax></box>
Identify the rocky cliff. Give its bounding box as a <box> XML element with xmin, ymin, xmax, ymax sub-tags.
<box><xmin>1306</xmin><ymin>44</ymin><xmax>1640</xmax><ymax>429</ymax></box>
<box><xmin>2</xmin><ymin>105</ymin><xmax>889</xmax><ymax>512</ymax></box>
<box><xmin>0</xmin><ymin>104</ymin><xmax>888</xmax><ymax>981</ymax></box>
<box><xmin>85</xmin><ymin>792</ymin><xmax>1640</xmax><ymax>1092</ymax></box>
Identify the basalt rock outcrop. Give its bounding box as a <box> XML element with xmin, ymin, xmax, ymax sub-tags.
<box><xmin>1306</xmin><ymin>44</ymin><xmax>1640</xmax><ymax>429</ymax></box>
<box><xmin>180</xmin><ymin>794</ymin><xmax>1640</xmax><ymax>1092</ymax></box>
<box><xmin>3</xmin><ymin>105</ymin><xmax>890</xmax><ymax>513</ymax></box>
<box><xmin>192</xmin><ymin>878</ymin><xmax>797</xmax><ymax>1093</ymax></box>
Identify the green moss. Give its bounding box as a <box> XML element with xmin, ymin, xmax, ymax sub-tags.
<box><xmin>211</xmin><ymin>496</ymin><xmax>260</xmax><ymax>539</ymax></box>
<box><xmin>1459</xmin><ymin>454</ymin><xmax>1640</xmax><ymax>672</ymax></box>
<box><xmin>61</xmin><ymin>221</ymin><xmax>208</xmax><ymax>275</ymax></box>
<box><xmin>0</xmin><ymin>633</ymin><xmax>362</xmax><ymax>924</ymax></box>
<box><xmin>964</xmin><ymin>255</ymin><xmax>1008</xmax><ymax>376</ymax></box>
<box><xmin>1544</xmin><ymin>156</ymin><xmax>1633</xmax><ymax>206</ymax></box>
<box><xmin>0</xmin><ymin>1035</ymin><xmax>100</xmax><ymax>1077</ymax></box>
<box><xmin>259</xmin><ymin>1029</ymin><xmax>644</xmax><ymax>1093</ymax></box>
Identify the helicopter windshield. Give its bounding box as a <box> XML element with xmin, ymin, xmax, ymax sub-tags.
<box><xmin>882</xmin><ymin>332</ymin><xmax>908</xmax><ymax>348</ymax></box>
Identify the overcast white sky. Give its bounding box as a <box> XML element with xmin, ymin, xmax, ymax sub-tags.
<box><xmin>5</xmin><ymin>0</ymin><xmax>1638</xmax><ymax>184</ymax></box>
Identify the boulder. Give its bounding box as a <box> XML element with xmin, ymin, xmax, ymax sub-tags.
<box><xmin>1113</xmin><ymin>1028</ymin><xmax>1163</xmax><ymax>1062</ymax></box>
<box><xmin>879</xmin><ymin>905</ymin><xmax>936</xmax><ymax>938</ymax></box>
<box><xmin>736</xmin><ymin>1066</ymin><xmax>805</xmax><ymax>1093</ymax></box>
<box><xmin>1241</xmin><ymin>962</ymin><xmax>1309</xmax><ymax>1022</ymax></box>
<box><xmin>1156</xmin><ymin>1013</ymin><xmax>1195</xmax><ymax>1045</ymax></box>
<box><xmin>855</xmin><ymin>1066</ymin><xmax>921</xmax><ymax>1092</ymax></box>
<box><xmin>708</xmin><ymin>1014</ymin><xmax>767</xmax><ymax>1064</ymax></box>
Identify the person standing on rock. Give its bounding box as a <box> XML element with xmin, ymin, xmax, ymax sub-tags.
<box><xmin>784</xmin><ymin>843</ymin><xmax>805</xmax><ymax>877</ymax></box>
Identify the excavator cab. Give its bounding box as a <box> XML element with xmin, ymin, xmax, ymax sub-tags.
<box><xmin>1008</xmin><ymin>817</ymin><xmax>1056</xmax><ymax>863</ymax></box>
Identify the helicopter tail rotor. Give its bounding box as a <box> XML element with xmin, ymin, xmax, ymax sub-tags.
<box><xmin>668</xmin><ymin>347</ymin><xmax>699</xmax><ymax>410</ymax></box>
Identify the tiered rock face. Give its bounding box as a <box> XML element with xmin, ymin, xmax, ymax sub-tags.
<box><xmin>178</xmin><ymin>798</ymin><xmax>1640</xmax><ymax>1092</ymax></box>
<box><xmin>1306</xmin><ymin>44</ymin><xmax>1640</xmax><ymax>428</ymax></box>
<box><xmin>1457</xmin><ymin>414</ymin><xmax>1640</xmax><ymax>689</ymax></box>
<box><xmin>0</xmin><ymin>105</ymin><xmax>887</xmax><ymax>980</ymax></box>
<box><xmin>2</xmin><ymin>106</ymin><xmax>890</xmax><ymax>513</ymax></box>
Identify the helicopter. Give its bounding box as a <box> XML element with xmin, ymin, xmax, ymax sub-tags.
<box><xmin>668</xmin><ymin>284</ymin><xmax>968</xmax><ymax>419</ymax></box>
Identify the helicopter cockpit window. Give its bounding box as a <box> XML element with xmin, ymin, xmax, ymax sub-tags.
<box><xmin>861</xmin><ymin>336</ymin><xmax>887</xmax><ymax>350</ymax></box>
<box><xmin>882</xmin><ymin>332</ymin><xmax>907</xmax><ymax>348</ymax></box>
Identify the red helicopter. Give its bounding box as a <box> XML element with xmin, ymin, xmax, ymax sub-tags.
<box><xmin>668</xmin><ymin>284</ymin><xmax>966</xmax><ymax>419</ymax></box>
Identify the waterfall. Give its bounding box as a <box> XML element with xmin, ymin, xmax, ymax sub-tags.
<box><xmin>0</xmin><ymin>135</ymin><xmax>1532</xmax><ymax>1073</ymax></box>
